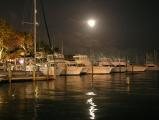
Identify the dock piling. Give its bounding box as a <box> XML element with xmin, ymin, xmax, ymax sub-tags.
<box><xmin>33</xmin><ymin>65</ymin><xmax>36</xmax><ymax>81</ymax></box>
<box><xmin>8</xmin><ymin>63</ymin><xmax>12</xmax><ymax>83</ymax></box>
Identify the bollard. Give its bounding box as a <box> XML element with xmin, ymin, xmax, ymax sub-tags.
<box><xmin>33</xmin><ymin>65</ymin><xmax>36</xmax><ymax>81</ymax></box>
<box><xmin>65</xmin><ymin>64</ymin><xmax>67</xmax><ymax>75</ymax></box>
<box><xmin>8</xmin><ymin>63</ymin><xmax>12</xmax><ymax>83</ymax></box>
<box><xmin>54</xmin><ymin>64</ymin><xmax>56</xmax><ymax>80</ymax></box>
<box><xmin>91</xmin><ymin>62</ymin><xmax>93</xmax><ymax>79</ymax></box>
<box><xmin>47</xmin><ymin>63</ymin><xmax>49</xmax><ymax>80</ymax></box>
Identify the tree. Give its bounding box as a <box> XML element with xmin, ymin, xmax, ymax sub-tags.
<box><xmin>24</xmin><ymin>33</ymin><xmax>33</xmax><ymax>56</ymax></box>
<box><xmin>0</xmin><ymin>19</ymin><xmax>14</xmax><ymax>59</ymax></box>
<box><xmin>0</xmin><ymin>19</ymin><xmax>33</xmax><ymax>59</ymax></box>
<box><xmin>14</xmin><ymin>32</ymin><xmax>33</xmax><ymax>57</ymax></box>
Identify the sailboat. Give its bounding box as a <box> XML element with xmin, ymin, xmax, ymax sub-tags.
<box><xmin>26</xmin><ymin>0</ymin><xmax>58</xmax><ymax>77</ymax></box>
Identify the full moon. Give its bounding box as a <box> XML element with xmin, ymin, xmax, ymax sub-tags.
<box><xmin>87</xmin><ymin>19</ymin><xmax>96</xmax><ymax>28</ymax></box>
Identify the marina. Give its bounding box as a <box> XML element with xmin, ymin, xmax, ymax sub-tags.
<box><xmin>0</xmin><ymin>53</ymin><xmax>159</xmax><ymax>82</ymax></box>
<box><xmin>0</xmin><ymin>60</ymin><xmax>158</xmax><ymax>83</ymax></box>
<box><xmin>0</xmin><ymin>0</ymin><xmax>159</xmax><ymax>119</ymax></box>
<box><xmin>0</xmin><ymin>0</ymin><xmax>158</xmax><ymax>81</ymax></box>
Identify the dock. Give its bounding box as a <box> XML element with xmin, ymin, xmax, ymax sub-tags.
<box><xmin>0</xmin><ymin>70</ymin><xmax>55</xmax><ymax>83</ymax></box>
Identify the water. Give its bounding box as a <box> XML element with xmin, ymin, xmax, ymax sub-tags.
<box><xmin>0</xmin><ymin>71</ymin><xmax>159</xmax><ymax>120</ymax></box>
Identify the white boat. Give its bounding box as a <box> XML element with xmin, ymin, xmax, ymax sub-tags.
<box><xmin>87</xmin><ymin>66</ymin><xmax>112</xmax><ymax>74</ymax></box>
<box><xmin>60</xmin><ymin>61</ymin><xmax>83</xmax><ymax>75</ymax></box>
<box><xmin>111</xmin><ymin>58</ymin><xmax>127</xmax><ymax>73</ymax></box>
<box><xmin>73</xmin><ymin>55</ymin><xmax>112</xmax><ymax>74</ymax></box>
<box><xmin>112</xmin><ymin>66</ymin><xmax>127</xmax><ymax>73</ymax></box>
<box><xmin>39</xmin><ymin>62</ymin><xmax>55</xmax><ymax>76</ymax></box>
<box><xmin>98</xmin><ymin>57</ymin><xmax>127</xmax><ymax>73</ymax></box>
<box><xmin>47</xmin><ymin>54</ymin><xmax>83</xmax><ymax>75</ymax></box>
<box><xmin>145</xmin><ymin>51</ymin><xmax>159</xmax><ymax>71</ymax></box>
<box><xmin>75</xmin><ymin>63</ymin><xmax>88</xmax><ymax>74</ymax></box>
<box><xmin>35</xmin><ymin>53</ymin><xmax>64</xmax><ymax>76</ymax></box>
<box><xmin>73</xmin><ymin>54</ymin><xmax>90</xmax><ymax>74</ymax></box>
<box><xmin>127</xmin><ymin>64</ymin><xmax>146</xmax><ymax>72</ymax></box>
<box><xmin>145</xmin><ymin>63</ymin><xmax>159</xmax><ymax>71</ymax></box>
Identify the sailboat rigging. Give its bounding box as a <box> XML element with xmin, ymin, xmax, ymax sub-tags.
<box><xmin>40</xmin><ymin>0</ymin><xmax>52</xmax><ymax>51</ymax></box>
<box><xmin>33</xmin><ymin>0</ymin><xmax>37</xmax><ymax>60</ymax></box>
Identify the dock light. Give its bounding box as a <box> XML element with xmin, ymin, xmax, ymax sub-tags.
<box><xmin>19</xmin><ymin>59</ymin><xmax>24</xmax><ymax>65</ymax></box>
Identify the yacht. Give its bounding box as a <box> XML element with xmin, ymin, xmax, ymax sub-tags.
<box><xmin>73</xmin><ymin>54</ymin><xmax>112</xmax><ymax>74</ymax></box>
<box><xmin>98</xmin><ymin>57</ymin><xmax>127</xmax><ymax>73</ymax></box>
<box><xmin>46</xmin><ymin>53</ymin><xmax>83</xmax><ymax>75</ymax></box>
<box><xmin>73</xmin><ymin>54</ymin><xmax>90</xmax><ymax>74</ymax></box>
<box><xmin>145</xmin><ymin>51</ymin><xmax>159</xmax><ymax>71</ymax></box>
<box><xmin>111</xmin><ymin>58</ymin><xmax>127</xmax><ymax>73</ymax></box>
<box><xmin>38</xmin><ymin>62</ymin><xmax>57</xmax><ymax>76</ymax></box>
<box><xmin>127</xmin><ymin>64</ymin><xmax>146</xmax><ymax>72</ymax></box>
<box><xmin>86</xmin><ymin>66</ymin><xmax>112</xmax><ymax>74</ymax></box>
<box><xmin>37</xmin><ymin>53</ymin><xmax>64</xmax><ymax>76</ymax></box>
<box><xmin>60</xmin><ymin>60</ymin><xmax>83</xmax><ymax>75</ymax></box>
<box><xmin>145</xmin><ymin>63</ymin><xmax>159</xmax><ymax>71</ymax></box>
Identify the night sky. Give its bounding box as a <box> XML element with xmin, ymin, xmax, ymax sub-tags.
<box><xmin>0</xmin><ymin>0</ymin><xmax>159</xmax><ymax>57</ymax></box>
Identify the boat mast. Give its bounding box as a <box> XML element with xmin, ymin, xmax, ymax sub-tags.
<box><xmin>33</xmin><ymin>0</ymin><xmax>37</xmax><ymax>60</ymax></box>
<box><xmin>61</xmin><ymin>39</ymin><xmax>63</xmax><ymax>54</ymax></box>
<box><xmin>153</xmin><ymin>49</ymin><xmax>157</xmax><ymax>64</ymax></box>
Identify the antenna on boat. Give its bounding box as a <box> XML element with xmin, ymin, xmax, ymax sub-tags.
<box><xmin>33</xmin><ymin>0</ymin><xmax>37</xmax><ymax>60</ymax></box>
<box><xmin>61</xmin><ymin>39</ymin><xmax>63</xmax><ymax>54</ymax></box>
<box><xmin>154</xmin><ymin>49</ymin><xmax>157</xmax><ymax>64</ymax></box>
<box><xmin>52</xmin><ymin>32</ymin><xmax>56</xmax><ymax>53</ymax></box>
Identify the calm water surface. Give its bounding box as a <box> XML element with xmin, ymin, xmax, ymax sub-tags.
<box><xmin>0</xmin><ymin>71</ymin><xmax>159</xmax><ymax>120</ymax></box>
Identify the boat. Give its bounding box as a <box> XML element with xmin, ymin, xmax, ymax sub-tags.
<box><xmin>145</xmin><ymin>63</ymin><xmax>159</xmax><ymax>71</ymax></box>
<box><xmin>86</xmin><ymin>66</ymin><xmax>112</xmax><ymax>74</ymax></box>
<box><xmin>60</xmin><ymin>60</ymin><xmax>83</xmax><ymax>75</ymax></box>
<box><xmin>45</xmin><ymin>53</ymin><xmax>83</xmax><ymax>76</ymax></box>
<box><xmin>38</xmin><ymin>62</ymin><xmax>56</xmax><ymax>76</ymax></box>
<box><xmin>73</xmin><ymin>55</ymin><xmax>112</xmax><ymax>74</ymax></box>
<box><xmin>98</xmin><ymin>57</ymin><xmax>127</xmax><ymax>73</ymax></box>
<box><xmin>73</xmin><ymin>54</ymin><xmax>90</xmax><ymax>74</ymax></box>
<box><xmin>145</xmin><ymin>50</ymin><xmax>159</xmax><ymax>71</ymax></box>
<box><xmin>111</xmin><ymin>58</ymin><xmax>127</xmax><ymax>73</ymax></box>
<box><xmin>127</xmin><ymin>64</ymin><xmax>146</xmax><ymax>72</ymax></box>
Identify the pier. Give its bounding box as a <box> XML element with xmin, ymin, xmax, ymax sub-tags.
<box><xmin>0</xmin><ymin>70</ymin><xmax>55</xmax><ymax>83</ymax></box>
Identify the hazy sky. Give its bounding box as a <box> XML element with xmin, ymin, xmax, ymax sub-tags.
<box><xmin>0</xmin><ymin>0</ymin><xmax>159</xmax><ymax>56</ymax></box>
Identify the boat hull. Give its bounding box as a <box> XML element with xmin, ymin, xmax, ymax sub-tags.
<box><xmin>60</xmin><ymin>66</ymin><xmax>83</xmax><ymax>75</ymax></box>
<box><xmin>127</xmin><ymin>65</ymin><xmax>146</xmax><ymax>72</ymax></box>
<box><xmin>87</xmin><ymin>66</ymin><xmax>112</xmax><ymax>74</ymax></box>
<box><xmin>145</xmin><ymin>64</ymin><xmax>159</xmax><ymax>71</ymax></box>
<box><xmin>112</xmin><ymin>66</ymin><xmax>127</xmax><ymax>73</ymax></box>
<box><xmin>39</xmin><ymin>67</ymin><xmax>55</xmax><ymax>76</ymax></box>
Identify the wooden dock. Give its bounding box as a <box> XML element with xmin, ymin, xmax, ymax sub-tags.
<box><xmin>0</xmin><ymin>70</ymin><xmax>55</xmax><ymax>83</ymax></box>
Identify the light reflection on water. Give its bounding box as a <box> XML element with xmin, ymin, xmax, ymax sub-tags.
<box><xmin>0</xmin><ymin>72</ymin><xmax>159</xmax><ymax>119</ymax></box>
<box><xmin>87</xmin><ymin>97</ymin><xmax>97</xmax><ymax>120</ymax></box>
<box><xmin>86</xmin><ymin>91</ymin><xmax>97</xmax><ymax>120</ymax></box>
